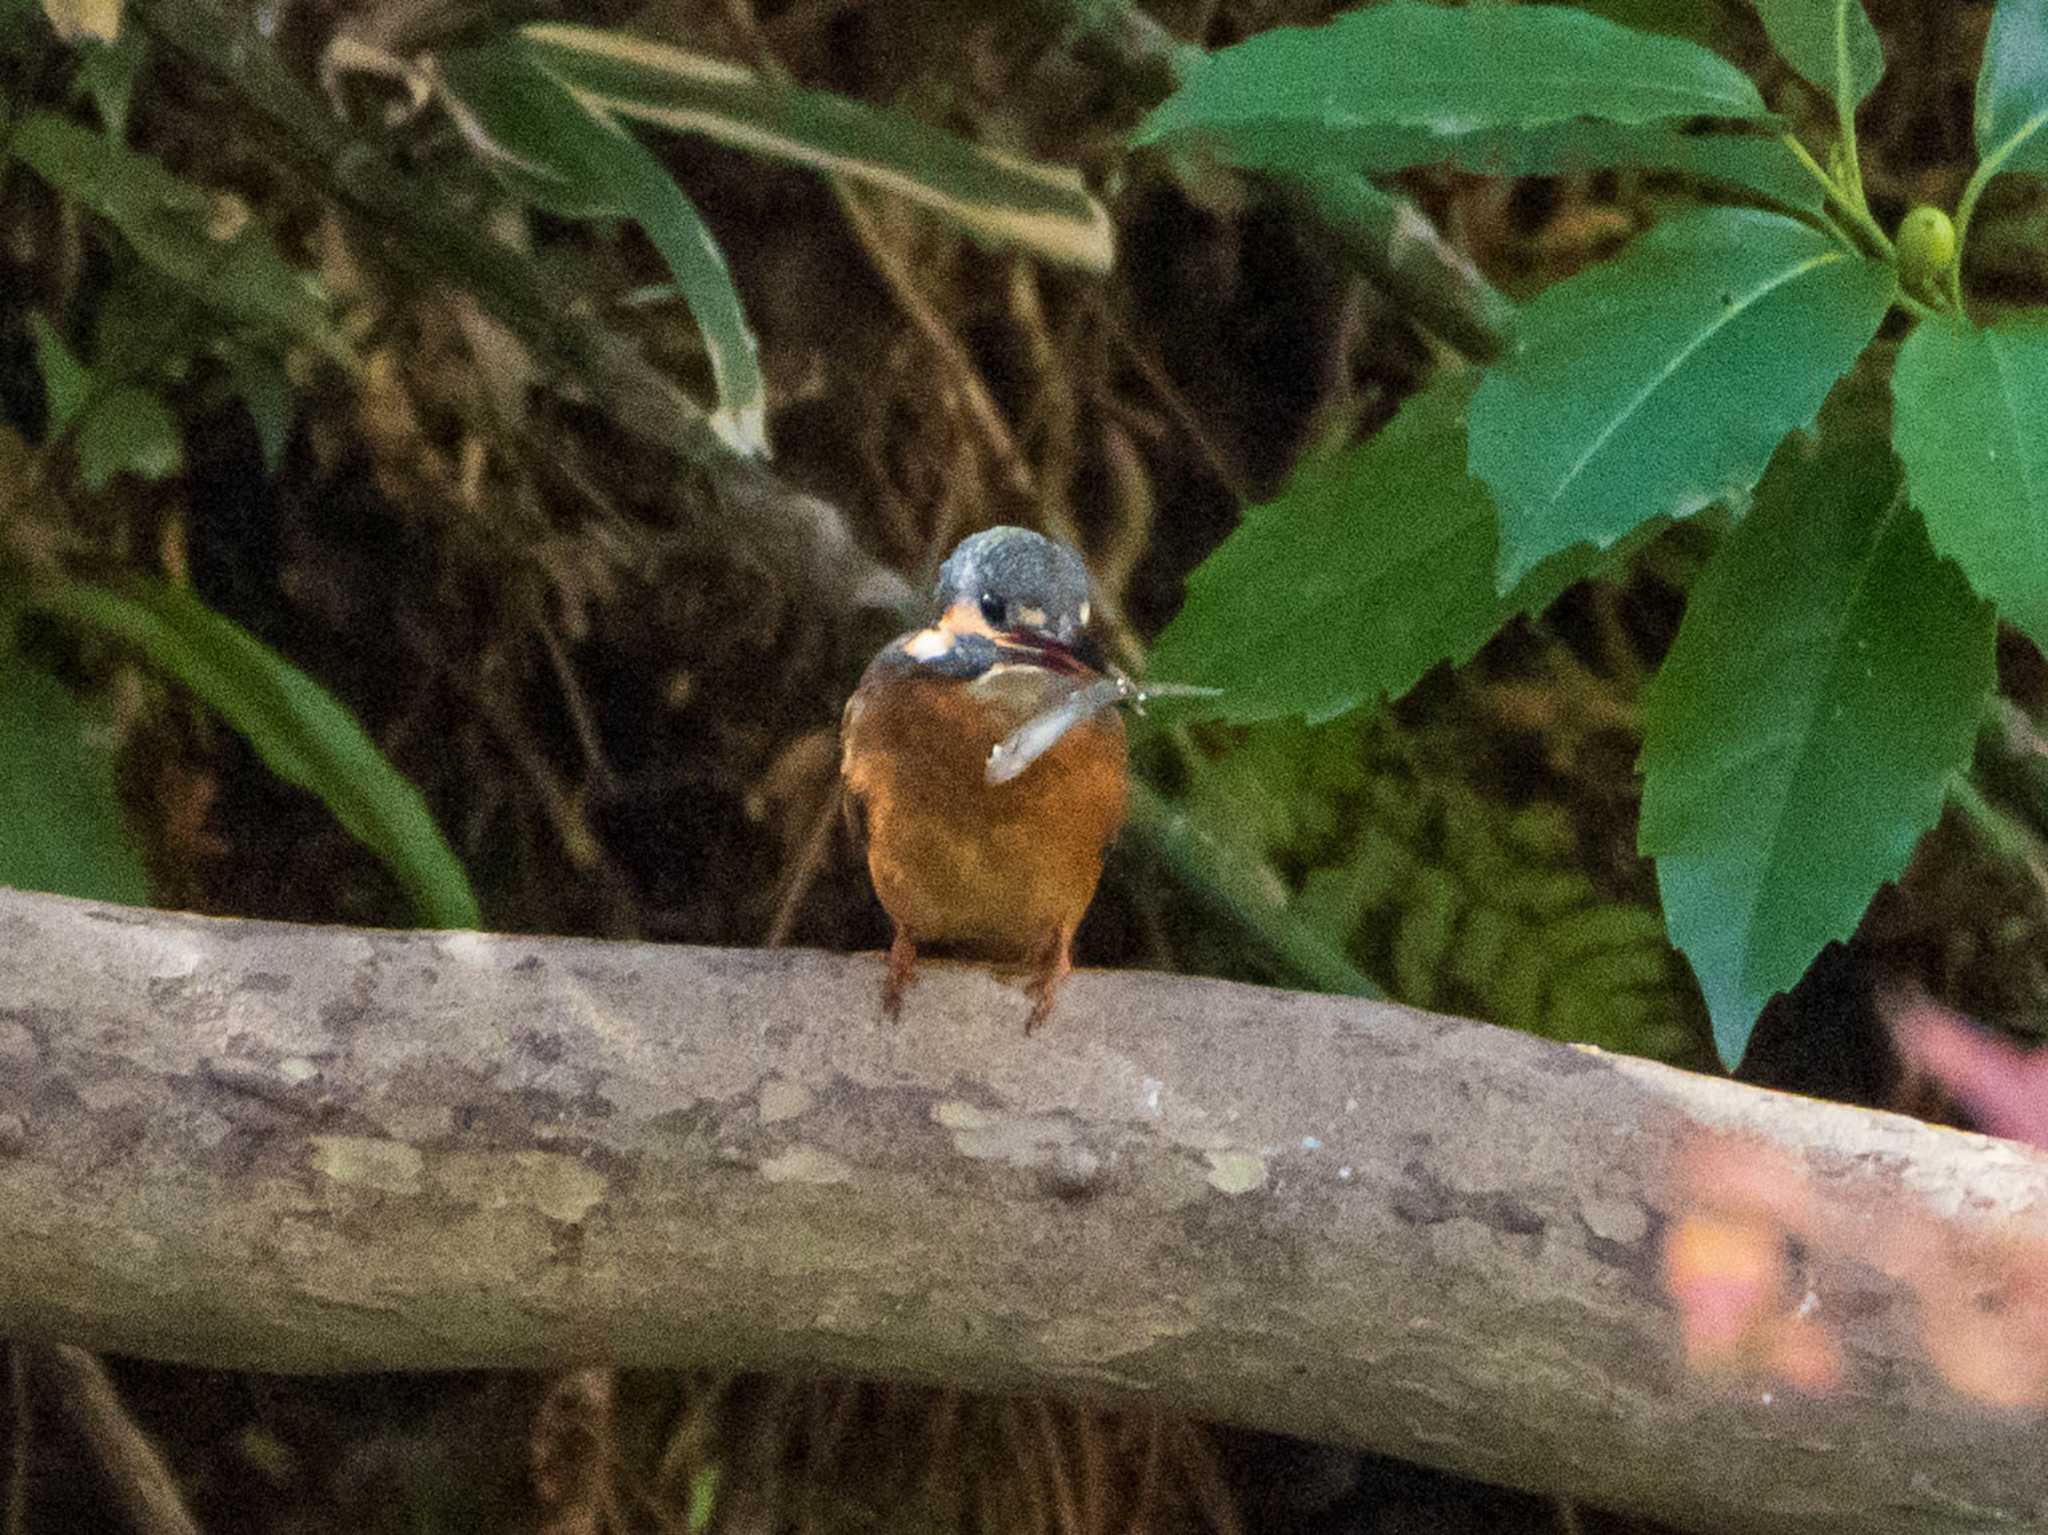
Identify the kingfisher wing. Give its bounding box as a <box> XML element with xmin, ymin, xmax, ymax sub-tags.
<box><xmin>839</xmin><ymin>687</ymin><xmax>871</xmax><ymax>849</ymax></box>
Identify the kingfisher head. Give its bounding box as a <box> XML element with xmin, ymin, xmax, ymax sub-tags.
<box><xmin>930</xmin><ymin>526</ymin><xmax>1101</xmax><ymax>672</ymax></box>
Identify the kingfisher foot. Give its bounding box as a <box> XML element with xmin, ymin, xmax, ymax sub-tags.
<box><xmin>882</xmin><ymin>928</ymin><xmax>917</xmax><ymax>1019</ymax></box>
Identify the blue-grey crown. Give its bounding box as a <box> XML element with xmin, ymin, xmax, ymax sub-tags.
<box><xmin>935</xmin><ymin>527</ymin><xmax>1092</xmax><ymax>633</ymax></box>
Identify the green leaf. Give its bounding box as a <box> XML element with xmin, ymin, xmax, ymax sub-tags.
<box><xmin>1147</xmin><ymin>372</ymin><xmax>1592</xmax><ymax>725</ymax></box>
<box><xmin>1751</xmin><ymin>0</ymin><xmax>1885</xmax><ymax>109</ymax></box>
<box><xmin>1439</xmin><ymin>122</ymin><xmax>1820</xmax><ymax>212</ymax></box>
<box><xmin>76</xmin><ymin>385</ymin><xmax>183</xmax><ymax>489</ymax></box>
<box><xmin>75</xmin><ymin>26</ymin><xmax>146</xmax><ymax>136</ymax></box>
<box><xmin>1470</xmin><ymin>207</ymin><xmax>1895</xmax><ymax>587</ymax></box>
<box><xmin>89</xmin><ymin>265</ymin><xmax>199</xmax><ymax>383</ymax></box>
<box><xmin>30</xmin><ymin>313</ymin><xmax>95</xmax><ymax>430</ymax></box>
<box><xmin>30</xmin><ymin>321</ymin><xmax>186</xmax><ymax>488</ymax></box>
<box><xmin>1975</xmin><ymin>0</ymin><xmax>2048</xmax><ymax>180</ymax></box>
<box><xmin>518</xmin><ymin>23</ymin><xmax>1114</xmax><ymax>275</ymax></box>
<box><xmin>1639</xmin><ymin>443</ymin><xmax>1995</xmax><ymax>1066</ymax></box>
<box><xmin>219</xmin><ymin>343</ymin><xmax>294</xmax><ymax>472</ymax></box>
<box><xmin>1135</xmin><ymin>2</ymin><xmax>1772</xmax><ymax>171</ymax></box>
<box><xmin>0</xmin><ymin>657</ymin><xmax>149</xmax><ymax>905</ymax></box>
<box><xmin>686</xmin><ymin>1466</ymin><xmax>720</xmax><ymax>1535</ymax></box>
<box><xmin>1893</xmin><ymin>317</ymin><xmax>2048</xmax><ymax>651</ymax></box>
<box><xmin>11</xmin><ymin>113</ymin><xmax>346</xmax><ymax>360</ymax></box>
<box><xmin>436</xmin><ymin>38</ymin><xmax>767</xmax><ymax>457</ymax></box>
<box><xmin>1583</xmin><ymin>128</ymin><xmax>1821</xmax><ymax>212</ymax></box>
<box><xmin>37</xmin><ymin>579</ymin><xmax>481</xmax><ymax>929</ymax></box>
<box><xmin>1571</xmin><ymin>0</ymin><xmax>1725</xmax><ymax>45</ymax></box>
<box><xmin>1170</xmin><ymin>110</ymin><xmax>1819</xmax><ymax>210</ymax></box>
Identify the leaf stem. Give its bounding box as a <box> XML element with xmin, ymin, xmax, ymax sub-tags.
<box><xmin>1780</xmin><ymin>130</ymin><xmax>1838</xmax><ymax>198</ymax></box>
<box><xmin>1125</xmin><ymin>781</ymin><xmax>1383</xmax><ymax>1000</ymax></box>
<box><xmin>1834</xmin><ymin>183</ymin><xmax>1893</xmax><ymax>260</ymax></box>
<box><xmin>1946</xmin><ymin>772</ymin><xmax>2048</xmax><ymax>889</ymax></box>
<box><xmin>1894</xmin><ymin>287</ymin><xmax>1945</xmax><ymax>326</ymax></box>
<box><xmin>1833</xmin><ymin>0</ymin><xmax>1866</xmax><ymax>213</ymax></box>
<box><xmin>1292</xmin><ymin>173</ymin><xmax>1518</xmax><ymax>364</ymax></box>
<box><xmin>1781</xmin><ymin>130</ymin><xmax>1892</xmax><ymax>259</ymax></box>
<box><xmin>1835</xmin><ymin>195</ymin><xmax>1893</xmax><ymax>260</ymax></box>
<box><xmin>1946</xmin><ymin>112</ymin><xmax>2046</xmax><ymax>320</ymax></box>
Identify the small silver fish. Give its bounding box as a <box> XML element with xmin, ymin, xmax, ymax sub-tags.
<box><xmin>985</xmin><ymin>675</ymin><xmax>1222</xmax><ymax>785</ymax></box>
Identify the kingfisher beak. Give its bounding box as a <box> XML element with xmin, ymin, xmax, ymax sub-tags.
<box><xmin>1003</xmin><ymin>623</ymin><xmax>1107</xmax><ymax>677</ymax></box>
<box><xmin>1064</xmin><ymin>629</ymin><xmax>1109</xmax><ymax>675</ymax></box>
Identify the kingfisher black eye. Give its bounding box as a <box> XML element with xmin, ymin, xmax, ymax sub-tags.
<box><xmin>978</xmin><ymin>593</ymin><xmax>1006</xmax><ymax>628</ymax></box>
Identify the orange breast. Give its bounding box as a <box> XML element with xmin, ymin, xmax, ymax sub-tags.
<box><xmin>842</xmin><ymin>666</ymin><xmax>1128</xmax><ymax>956</ymax></box>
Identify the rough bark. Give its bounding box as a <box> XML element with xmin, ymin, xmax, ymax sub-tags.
<box><xmin>1</xmin><ymin>885</ymin><xmax>2045</xmax><ymax>1534</ymax></box>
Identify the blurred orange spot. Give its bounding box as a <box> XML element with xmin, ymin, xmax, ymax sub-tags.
<box><xmin>1664</xmin><ymin>1214</ymin><xmax>1783</xmax><ymax>1360</ymax></box>
<box><xmin>1765</xmin><ymin>1315</ymin><xmax>1844</xmax><ymax>1396</ymax></box>
<box><xmin>1917</xmin><ymin>1244</ymin><xmax>2048</xmax><ymax>1410</ymax></box>
<box><xmin>1665</xmin><ymin>1141</ymin><xmax>1844</xmax><ymax>1395</ymax></box>
<box><xmin>1670</xmin><ymin>1121</ymin><xmax>2048</xmax><ymax>1408</ymax></box>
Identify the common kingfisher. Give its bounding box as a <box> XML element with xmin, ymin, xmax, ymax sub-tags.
<box><xmin>840</xmin><ymin>527</ymin><xmax>1129</xmax><ymax>1032</ymax></box>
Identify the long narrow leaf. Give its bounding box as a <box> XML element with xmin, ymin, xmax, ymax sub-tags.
<box><xmin>518</xmin><ymin>23</ymin><xmax>1113</xmax><ymax>274</ymax></box>
<box><xmin>29</xmin><ymin>313</ymin><xmax>94</xmax><ymax>430</ymax></box>
<box><xmin>1136</xmin><ymin>2</ymin><xmax>1773</xmax><ymax>171</ymax></box>
<box><xmin>436</xmin><ymin>38</ymin><xmax>767</xmax><ymax>456</ymax></box>
<box><xmin>1179</xmin><ymin>116</ymin><xmax>1821</xmax><ymax>212</ymax></box>
<box><xmin>39</xmin><ymin>579</ymin><xmax>480</xmax><ymax>929</ymax></box>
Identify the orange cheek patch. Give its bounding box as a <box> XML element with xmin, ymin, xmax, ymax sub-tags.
<box><xmin>939</xmin><ymin>599</ymin><xmax>1003</xmax><ymax>642</ymax></box>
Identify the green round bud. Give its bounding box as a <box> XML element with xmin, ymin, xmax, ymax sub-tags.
<box><xmin>1898</xmin><ymin>205</ymin><xmax>1958</xmax><ymax>292</ymax></box>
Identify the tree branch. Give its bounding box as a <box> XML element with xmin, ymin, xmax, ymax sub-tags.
<box><xmin>2</xmin><ymin>886</ymin><xmax>2045</xmax><ymax>1533</ymax></box>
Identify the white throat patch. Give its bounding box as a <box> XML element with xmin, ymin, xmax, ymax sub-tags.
<box><xmin>902</xmin><ymin>628</ymin><xmax>954</xmax><ymax>661</ymax></box>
